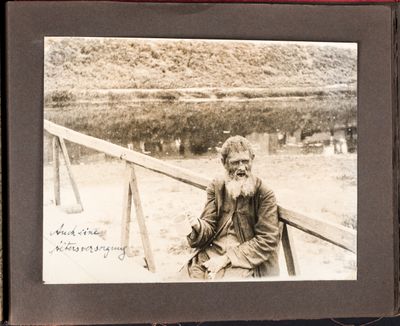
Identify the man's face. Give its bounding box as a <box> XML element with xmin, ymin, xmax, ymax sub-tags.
<box><xmin>225</xmin><ymin>150</ymin><xmax>253</xmax><ymax>179</ymax></box>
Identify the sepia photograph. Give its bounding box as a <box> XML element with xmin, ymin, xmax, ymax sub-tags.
<box><xmin>43</xmin><ymin>37</ymin><xmax>357</xmax><ymax>283</ymax></box>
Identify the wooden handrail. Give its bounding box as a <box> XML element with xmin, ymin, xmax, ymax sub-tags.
<box><xmin>44</xmin><ymin>120</ymin><xmax>209</xmax><ymax>190</ymax></box>
<box><xmin>279</xmin><ymin>207</ymin><xmax>356</xmax><ymax>253</ymax></box>
<box><xmin>44</xmin><ymin>119</ymin><xmax>356</xmax><ymax>254</ymax></box>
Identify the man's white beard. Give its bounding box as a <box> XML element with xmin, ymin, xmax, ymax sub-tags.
<box><xmin>225</xmin><ymin>172</ymin><xmax>256</xmax><ymax>199</ymax></box>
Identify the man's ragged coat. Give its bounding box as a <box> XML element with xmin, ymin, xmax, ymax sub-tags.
<box><xmin>187</xmin><ymin>177</ymin><xmax>280</xmax><ymax>277</ymax></box>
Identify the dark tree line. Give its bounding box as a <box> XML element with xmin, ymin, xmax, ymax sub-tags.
<box><xmin>46</xmin><ymin>96</ymin><xmax>356</xmax><ymax>155</ymax></box>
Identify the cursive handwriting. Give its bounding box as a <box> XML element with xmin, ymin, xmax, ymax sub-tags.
<box><xmin>49</xmin><ymin>240</ymin><xmax>127</xmax><ymax>261</ymax></box>
<box><xmin>48</xmin><ymin>223</ymin><xmax>126</xmax><ymax>261</ymax></box>
<box><xmin>49</xmin><ymin>223</ymin><xmax>101</xmax><ymax>237</ymax></box>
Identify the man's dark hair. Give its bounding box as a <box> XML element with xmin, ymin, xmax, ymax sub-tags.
<box><xmin>220</xmin><ymin>135</ymin><xmax>255</xmax><ymax>164</ymax></box>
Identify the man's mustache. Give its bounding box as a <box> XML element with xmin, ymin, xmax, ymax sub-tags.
<box><xmin>230</xmin><ymin>169</ymin><xmax>250</xmax><ymax>179</ymax></box>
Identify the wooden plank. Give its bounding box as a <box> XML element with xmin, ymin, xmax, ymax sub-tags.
<box><xmin>58</xmin><ymin>137</ymin><xmax>83</xmax><ymax>212</ymax></box>
<box><xmin>279</xmin><ymin>207</ymin><xmax>356</xmax><ymax>254</ymax></box>
<box><xmin>281</xmin><ymin>223</ymin><xmax>300</xmax><ymax>276</ymax></box>
<box><xmin>121</xmin><ymin>163</ymin><xmax>133</xmax><ymax>249</ymax></box>
<box><xmin>128</xmin><ymin>163</ymin><xmax>156</xmax><ymax>273</ymax></box>
<box><xmin>44</xmin><ymin>120</ymin><xmax>209</xmax><ymax>190</ymax></box>
<box><xmin>277</xmin><ymin>221</ymin><xmax>290</xmax><ymax>274</ymax></box>
<box><xmin>52</xmin><ymin>136</ymin><xmax>61</xmax><ymax>206</ymax></box>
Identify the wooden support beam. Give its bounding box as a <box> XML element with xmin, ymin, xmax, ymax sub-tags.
<box><xmin>281</xmin><ymin>223</ymin><xmax>300</xmax><ymax>276</ymax></box>
<box><xmin>127</xmin><ymin>163</ymin><xmax>156</xmax><ymax>273</ymax></box>
<box><xmin>52</xmin><ymin>136</ymin><xmax>61</xmax><ymax>206</ymax></box>
<box><xmin>121</xmin><ymin>164</ymin><xmax>133</xmax><ymax>250</ymax></box>
<box><xmin>58</xmin><ymin>137</ymin><xmax>83</xmax><ymax>212</ymax></box>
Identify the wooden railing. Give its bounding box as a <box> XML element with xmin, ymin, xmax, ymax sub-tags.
<box><xmin>44</xmin><ymin>119</ymin><xmax>356</xmax><ymax>276</ymax></box>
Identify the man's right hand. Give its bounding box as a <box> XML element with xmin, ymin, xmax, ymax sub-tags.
<box><xmin>187</xmin><ymin>214</ymin><xmax>200</xmax><ymax>232</ymax></box>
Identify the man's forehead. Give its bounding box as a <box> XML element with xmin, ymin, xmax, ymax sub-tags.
<box><xmin>227</xmin><ymin>150</ymin><xmax>252</xmax><ymax>161</ymax></box>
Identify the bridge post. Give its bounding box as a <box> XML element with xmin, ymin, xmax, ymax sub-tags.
<box><xmin>52</xmin><ymin>136</ymin><xmax>61</xmax><ymax>206</ymax></box>
<box><xmin>121</xmin><ymin>162</ymin><xmax>156</xmax><ymax>273</ymax></box>
<box><xmin>121</xmin><ymin>163</ymin><xmax>133</xmax><ymax>254</ymax></box>
<box><xmin>58</xmin><ymin>137</ymin><xmax>83</xmax><ymax>212</ymax></box>
<box><xmin>280</xmin><ymin>222</ymin><xmax>300</xmax><ymax>276</ymax></box>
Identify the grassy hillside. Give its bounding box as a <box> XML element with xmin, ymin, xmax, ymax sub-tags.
<box><xmin>44</xmin><ymin>38</ymin><xmax>357</xmax><ymax>91</ymax></box>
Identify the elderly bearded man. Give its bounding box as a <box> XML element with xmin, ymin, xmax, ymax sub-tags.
<box><xmin>184</xmin><ymin>135</ymin><xmax>280</xmax><ymax>280</ymax></box>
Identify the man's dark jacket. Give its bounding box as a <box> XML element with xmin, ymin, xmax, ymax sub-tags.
<box><xmin>187</xmin><ymin>177</ymin><xmax>280</xmax><ymax>277</ymax></box>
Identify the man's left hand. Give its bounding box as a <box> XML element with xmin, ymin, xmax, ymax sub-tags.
<box><xmin>202</xmin><ymin>255</ymin><xmax>230</xmax><ymax>274</ymax></box>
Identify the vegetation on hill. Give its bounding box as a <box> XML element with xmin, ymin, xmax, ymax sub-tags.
<box><xmin>45</xmin><ymin>38</ymin><xmax>357</xmax><ymax>91</ymax></box>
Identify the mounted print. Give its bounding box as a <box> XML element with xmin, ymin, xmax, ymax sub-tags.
<box><xmin>43</xmin><ymin>37</ymin><xmax>357</xmax><ymax>283</ymax></box>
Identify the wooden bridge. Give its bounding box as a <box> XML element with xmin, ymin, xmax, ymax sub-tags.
<box><xmin>44</xmin><ymin>119</ymin><xmax>356</xmax><ymax>276</ymax></box>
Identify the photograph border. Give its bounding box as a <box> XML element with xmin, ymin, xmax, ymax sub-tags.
<box><xmin>6</xmin><ymin>2</ymin><xmax>396</xmax><ymax>324</ymax></box>
<box><xmin>42</xmin><ymin>36</ymin><xmax>358</xmax><ymax>284</ymax></box>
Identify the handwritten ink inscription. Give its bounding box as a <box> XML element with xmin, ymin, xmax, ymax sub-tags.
<box><xmin>48</xmin><ymin>223</ymin><xmax>127</xmax><ymax>261</ymax></box>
